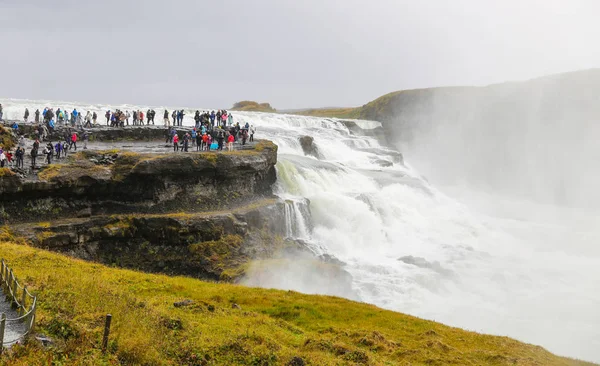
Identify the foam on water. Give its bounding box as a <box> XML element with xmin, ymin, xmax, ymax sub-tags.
<box><xmin>2</xmin><ymin>98</ymin><xmax>599</xmax><ymax>362</ymax></box>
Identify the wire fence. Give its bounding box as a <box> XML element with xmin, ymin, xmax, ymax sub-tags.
<box><xmin>0</xmin><ymin>259</ymin><xmax>37</xmax><ymax>348</ymax></box>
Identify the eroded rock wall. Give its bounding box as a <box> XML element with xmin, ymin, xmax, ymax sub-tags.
<box><xmin>12</xmin><ymin>200</ymin><xmax>296</xmax><ymax>281</ymax></box>
<box><xmin>0</xmin><ymin>142</ymin><xmax>277</xmax><ymax>223</ymax></box>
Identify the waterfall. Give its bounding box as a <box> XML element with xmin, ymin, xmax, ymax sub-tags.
<box><xmin>283</xmin><ymin>198</ymin><xmax>311</xmax><ymax>240</ymax></box>
<box><xmin>3</xmin><ymin>98</ymin><xmax>599</xmax><ymax>362</ymax></box>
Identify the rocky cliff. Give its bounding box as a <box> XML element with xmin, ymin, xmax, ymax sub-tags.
<box><xmin>16</xmin><ymin>124</ymin><xmax>195</xmax><ymax>142</ymax></box>
<box><xmin>10</xmin><ymin>199</ymin><xmax>309</xmax><ymax>281</ymax></box>
<box><xmin>0</xmin><ymin>134</ymin><xmax>319</xmax><ymax>282</ymax></box>
<box><xmin>0</xmin><ymin>126</ymin><xmax>354</xmax><ymax>286</ymax></box>
<box><xmin>0</xmin><ymin>141</ymin><xmax>277</xmax><ymax>222</ymax></box>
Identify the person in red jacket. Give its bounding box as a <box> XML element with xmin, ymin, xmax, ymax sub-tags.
<box><xmin>70</xmin><ymin>132</ymin><xmax>78</xmax><ymax>151</ymax></box>
<box><xmin>227</xmin><ymin>134</ymin><xmax>234</xmax><ymax>152</ymax></box>
<box><xmin>201</xmin><ymin>133</ymin><xmax>209</xmax><ymax>151</ymax></box>
<box><xmin>173</xmin><ymin>134</ymin><xmax>179</xmax><ymax>152</ymax></box>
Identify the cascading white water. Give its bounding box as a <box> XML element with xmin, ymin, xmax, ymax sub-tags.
<box><xmin>1</xmin><ymin>99</ymin><xmax>599</xmax><ymax>362</ymax></box>
<box><xmin>282</xmin><ymin>198</ymin><xmax>312</xmax><ymax>240</ymax></box>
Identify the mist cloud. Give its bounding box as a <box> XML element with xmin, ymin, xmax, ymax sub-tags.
<box><xmin>1</xmin><ymin>0</ymin><xmax>599</xmax><ymax>109</ymax></box>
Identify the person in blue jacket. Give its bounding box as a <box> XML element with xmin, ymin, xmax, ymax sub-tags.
<box><xmin>72</xmin><ymin>109</ymin><xmax>78</xmax><ymax>127</ymax></box>
<box><xmin>191</xmin><ymin>128</ymin><xmax>197</xmax><ymax>148</ymax></box>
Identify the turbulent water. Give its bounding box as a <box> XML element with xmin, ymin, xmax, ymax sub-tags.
<box><xmin>2</xmin><ymin>98</ymin><xmax>599</xmax><ymax>362</ymax></box>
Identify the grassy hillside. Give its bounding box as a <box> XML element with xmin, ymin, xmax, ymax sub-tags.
<box><xmin>231</xmin><ymin>101</ymin><xmax>277</xmax><ymax>113</ymax></box>
<box><xmin>0</xmin><ymin>242</ymin><xmax>593</xmax><ymax>365</ymax></box>
<box><xmin>290</xmin><ymin>87</ymin><xmax>466</xmax><ymax>122</ymax></box>
<box><xmin>292</xmin><ymin>69</ymin><xmax>600</xmax><ymax>125</ymax></box>
<box><xmin>292</xmin><ymin>107</ymin><xmax>360</xmax><ymax>119</ymax></box>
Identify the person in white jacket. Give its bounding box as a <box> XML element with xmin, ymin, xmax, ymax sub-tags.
<box><xmin>84</xmin><ymin>111</ymin><xmax>93</xmax><ymax>128</ymax></box>
<box><xmin>249</xmin><ymin>125</ymin><xmax>256</xmax><ymax>142</ymax></box>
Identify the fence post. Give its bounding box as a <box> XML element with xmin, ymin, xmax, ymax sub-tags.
<box><xmin>0</xmin><ymin>259</ymin><xmax>4</xmax><ymax>282</ymax></box>
<box><xmin>102</xmin><ymin>314</ymin><xmax>112</xmax><ymax>353</ymax></box>
<box><xmin>10</xmin><ymin>271</ymin><xmax>17</xmax><ymax>305</ymax></box>
<box><xmin>0</xmin><ymin>313</ymin><xmax>5</xmax><ymax>353</ymax></box>
<box><xmin>29</xmin><ymin>297</ymin><xmax>36</xmax><ymax>335</ymax></box>
<box><xmin>8</xmin><ymin>270</ymin><xmax>14</xmax><ymax>300</ymax></box>
<box><xmin>20</xmin><ymin>286</ymin><xmax>27</xmax><ymax>316</ymax></box>
<box><xmin>1</xmin><ymin>265</ymin><xmax>5</xmax><ymax>294</ymax></box>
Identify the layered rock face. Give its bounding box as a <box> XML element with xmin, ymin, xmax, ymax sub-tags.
<box><xmin>17</xmin><ymin>125</ymin><xmax>194</xmax><ymax>142</ymax></box>
<box><xmin>0</xmin><ymin>141</ymin><xmax>278</xmax><ymax>222</ymax></box>
<box><xmin>11</xmin><ymin>200</ymin><xmax>301</xmax><ymax>281</ymax></box>
<box><xmin>0</xmin><ymin>135</ymin><xmax>289</xmax><ymax>281</ymax></box>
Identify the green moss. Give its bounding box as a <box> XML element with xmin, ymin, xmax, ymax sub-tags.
<box><xmin>0</xmin><ymin>125</ymin><xmax>17</xmax><ymax>150</ymax></box>
<box><xmin>111</xmin><ymin>152</ymin><xmax>145</xmax><ymax>181</ymax></box>
<box><xmin>219</xmin><ymin>262</ymin><xmax>251</xmax><ymax>282</ymax></box>
<box><xmin>95</xmin><ymin>148</ymin><xmax>121</xmax><ymax>155</ymax></box>
<box><xmin>104</xmin><ymin>218</ymin><xmax>134</xmax><ymax>231</ymax></box>
<box><xmin>189</xmin><ymin>234</ymin><xmax>245</xmax><ymax>281</ymax></box>
<box><xmin>189</xmin><ymin>234</ymin><xmax>243</xmax><ymax>260</ymax></box>
<box><xmin>200</xmin><ymin>152</ymin><xmax>218</xmax><ymax>165</ymax></box>
<box><xmin>254</xmin><ymin>140</ymin><xmax>277</xmax><ymax>152</ymax></box>
<box><xmin>35</xmin><ymin>230</ymin><xmax>56</xmax><ymax>243</ymax></box>
<box><xmin>0</xmin><ymin>226</ymin><xmax>26</xmax><ymax>245</ymax></box>
<box><xmin>0</xmin><ymin>167</ymin><xmax>15</xmax><ymax>177</ymax></box>
<box><xmin>38</xmin><ymin>163</ymin><xmax>110</xmax><ymax>183</ymax></box>
<box><xmin>37</xmin><ymin>164</ymin><xmax>64</xmax><ymax>181</ymax></box>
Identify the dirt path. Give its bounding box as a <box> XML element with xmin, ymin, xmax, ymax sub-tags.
<box><xmin>0</xmin><ymin>296</ymin><xmax>27</xmax><ymax>347</ymax></box>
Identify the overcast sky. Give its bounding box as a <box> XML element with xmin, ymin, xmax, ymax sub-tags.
<box><xmin>1</xmin><ymin>0</ymin><xmax>599</xmax><ymax>109</ymax></box>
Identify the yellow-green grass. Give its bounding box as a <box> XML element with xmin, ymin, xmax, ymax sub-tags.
<box><xmin>37</xmin><ymin>161</ymin><xmax>112</xmax><ymax>183</ymax></box>
<box><xmin>231</xmin><ymin>101</ymin><xmax>276</xmax><ymax>113</ymax></box>
<box><xmin>0</xmin><ymin>242</ymin><xmax>592</xmax><ymax>366</ymax></box>
<box><xmin>290</xmin><ymin>88</ymin><xmax>468</xmax><ymax>122</ymax></box>
<box><xmin>0</xmin><ymin>167</ymin><xmax>15</xmax><ymax>177</ymax></box>
<box><xmin>0</xmin><ymin>125</ymin><xmax>16</xmax><ymax>151</ymax></box>
<box><xmin>292</xmin><ymin>108</ymin><xmax>361</xmax><ymax>119</ymax></box>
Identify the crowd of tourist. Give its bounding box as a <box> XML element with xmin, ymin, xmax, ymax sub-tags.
<box><xmin>165</xmin><ymin>121</ymin><xmax>256</xmax><ymax>153</ymax></box>
<box><xmin>0</xmin><ymin>102</ymin><xmax>258</xmax><ymax>172</ymax></box>
<box><xmin>0</xmin><ymin>127</ymin><xmax>87</xmax><ymax>170</ymax></box>
<box><xmin>0</xmin><ymin>103</ymin><xmax>247</xmax><ymax>129</ymax></box>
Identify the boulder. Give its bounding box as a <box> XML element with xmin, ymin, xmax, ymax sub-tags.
<box><xmin>299</xmin><ymin>136</ymin><xmax>320</xmax><ymax>159</ymax></box>
<box><xmin>372</xmin><ymin>159</ymin><xmax>393</xmax><ymax>167</ymax></box>
<box><xmin>174</xmin><ymin>299</ymin><xmax>194</xmax><ymax>308</ymax></box>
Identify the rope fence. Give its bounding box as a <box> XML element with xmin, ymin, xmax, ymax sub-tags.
<box><xmin>0</xmin><ymin>259</ymin><xmax>37</xmax><ymax>349</ymax></box>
